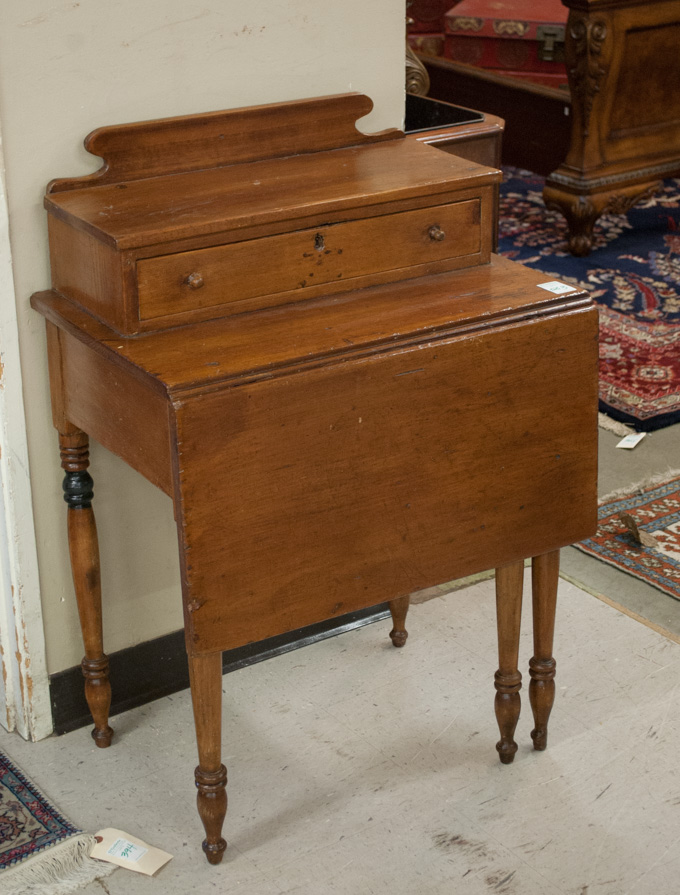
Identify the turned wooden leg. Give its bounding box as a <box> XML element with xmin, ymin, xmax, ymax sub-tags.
<box><xmin>189</xmin><ymin>652</ymin><xmax>227</xmax><ymax>865</ymax></box>
<box><xmin>494</xmin><ymin>561</ymin><xmax>524</xmax><ymax>764</ymax></box>
<box><xmin>529</xmin><ymin>550</ymin><xmax>559</xmax><ymax>752</ymax></box>
<box><xmin>60</xmin><ymin>430</ymin><xmax>113</xmax><ymax>748</ymax></box>
<box><xmin>389</xmin><ymin>595</ymin><xmax>409</xmax><ymax>647</ymax></box>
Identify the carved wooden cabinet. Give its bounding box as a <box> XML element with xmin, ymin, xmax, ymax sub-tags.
<box><xmin>544</xmin><ymin>0</ymin><xmax>680</xmax><ymax>255</ymax></box>
<box><xmin>32</xmin><ymin>94</ymin><xmax>598</xmax><ymax>864</ymax></box>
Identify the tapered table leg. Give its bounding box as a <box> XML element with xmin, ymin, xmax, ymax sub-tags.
<box><xmin>529</xmin><ymin>550</ymin><xmax>559</xmax><ymax>751</ymax></box>
<box><xmin>60</xmin><ymin>430</ymin><xmax>113</xmax><ymax>748</ymax></box>
<box><xmin>494</xmin><ymin>561</ymin><xmax>524</xmax><ymax>764</ymax></box>
<box><xmin>389</xmin><ymin>595</ymin><xmax>410</xmax><ymax>647</ymax></box>
<box><xmin>189</xmin><ymin>651</ymin><xmax>227</xmax><ymax>865</ymax></box>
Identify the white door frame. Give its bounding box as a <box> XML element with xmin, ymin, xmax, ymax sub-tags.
<box><xmin>0</xmin><ymin>122</ymin><xmax>52</xmax><ymax>742</ymax></box>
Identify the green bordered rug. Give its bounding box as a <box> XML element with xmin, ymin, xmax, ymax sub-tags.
<box><xmin>0</xmin><ymin>748</ymin><xmax>114</xmax><ymax>894</ymax></box>
<box><xmin>575</xmin><ymin>471</ymin><xmax>680</xmax><ymax>599</ymax></box>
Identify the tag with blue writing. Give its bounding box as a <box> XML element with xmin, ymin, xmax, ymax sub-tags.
<box><xmin>108</xmin><ymin>837</ymin><xmax>147</xmax><ymax>862</ymax></box>
<box><xmin>91</xmin><ymin>828</ymin><xmax>172</xmax><ymax>875</ymax></box>
<box><xmin>537</xmin><ymin>280</ymin><xmax>576</xmax><ymax>295</ymax></box>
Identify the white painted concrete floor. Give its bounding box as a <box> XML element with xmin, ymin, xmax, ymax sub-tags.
<box><xmin>5</xmin><ymin>569</ymin><xmax>680</xmax><ymax>894</ymax></box>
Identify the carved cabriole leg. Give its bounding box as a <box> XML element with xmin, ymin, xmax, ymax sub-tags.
<box><xmin>188</xmin><ymin>651</ymin><xmax>227</xmax><ymax>865</ymax></box>
<box><xmin>542</xmin><ymin>190</ymin><xmax>601</xmax><ymax>258</ymax></box>
<box><xmin>389</xmin><ymin>595</ymin><xmax>409</xmax><ymax>647</ymax></box>
<box><xmin>60</xmin><ymin>430</ymin><xmax>113</xmax><ymax>748</ymax></box>
<box><xmin>529</xmin><ymin>550</ymin><xmax>559</xmax><ymax>752</ymax></box>
<box><xmin>494</xmin><ymin>561</ymin><xmax>524</xmax><ymax>764</ymax></box>
<box><xmin>543</xmin><ymin>182</ymin><xmax>661</xmax><ymax>257</ymax></box>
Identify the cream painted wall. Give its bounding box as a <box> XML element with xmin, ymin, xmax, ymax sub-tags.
<box><xmin>0</xmin><ymin>1</ymin><xmax>404</xmax><ymax>675</ymax></box>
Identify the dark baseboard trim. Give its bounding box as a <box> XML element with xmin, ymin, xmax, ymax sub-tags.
<box><xmin>50</xmin><ymin>602</ymin><xmax>391</xmax><ymax>735</ymax></box>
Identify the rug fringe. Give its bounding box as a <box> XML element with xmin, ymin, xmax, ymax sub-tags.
<box><xmin>598</xmin><ymin>469</ymin><xmax>680</xmax><ymax>505</ymax></box>
<box><xmin>2</xmin><ymin>834</ymin><xmax>115</xmax><ymax>895</ymax></box>
<box><xmin>597</xmin><ymin>412</ymin><xmax>637</xmax><ymax>438</ymax></box>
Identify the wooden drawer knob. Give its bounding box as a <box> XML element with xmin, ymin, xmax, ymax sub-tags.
<box><xmin>428</xmin><ymin>225</ymin><xmax>445</xmax><ymax>242</ymax></box>
<box><xmin>185</xmin><ymin>273</ymin><xmax>205</xmax><ymax>289</ymax></box>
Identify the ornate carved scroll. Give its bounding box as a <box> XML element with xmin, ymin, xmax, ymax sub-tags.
<box><xmin>568</xmin><ymin>15</ymin><xmax>608</xmax><ymax>137</ymax></box>
<box><xmin>406</xmin><ymin>4</ymin><xmax>431</xmax><ymax>96</ymax></box>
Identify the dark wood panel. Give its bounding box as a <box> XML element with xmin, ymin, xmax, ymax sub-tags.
<box><xmin>611</xmin><ymin>24</ymin><xmax>680</xmax><ymax>134</ymax></box>
<box><xmin>422</xmin><ymin>55</ymin><xmax>572</xmax><ymax>175</ymax></box>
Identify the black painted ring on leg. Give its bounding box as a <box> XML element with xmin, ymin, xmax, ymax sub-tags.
<box><xmin>63</xmin><ymin>469</ymin><xmax>94</xmax><ymax>509</ymax></box>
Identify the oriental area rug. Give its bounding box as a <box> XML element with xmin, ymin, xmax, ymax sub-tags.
<box><xmin>0</xmin><ymin>749</ymin><xmax>114</xmax><ymax>895</ymax></box>
<box><xmin>498</xmin><ymin>168</ymin><xmax>680</xmax><ymax>431</ymax></box>
<box><xmin>575</xmin><ymin>472</ymin><xmax>680</xmax><ymax>600</ymax></box>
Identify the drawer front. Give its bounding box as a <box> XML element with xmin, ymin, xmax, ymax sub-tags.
<box><xmin>137</xmin><ymin>199</ymin><xmax>482</xmax><ymax>321</ymax></box>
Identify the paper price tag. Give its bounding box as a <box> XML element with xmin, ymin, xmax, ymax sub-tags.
<box><xmin>616</xmin><ymin>432</ymin><xmax>646</xmax><ymax>450</ymax></box>
<box><xmin>107</xmin><ymin>838</ymin><xmax>148</xmax><ymax>862</ymax></box>
<box><xmin>537</xmin><ymin>281</ymin><xmax>576</xmax><ymax>295</ymax></box>
<box><xmin>91</xmin><ymin>828</ymin><xmax>172</xmax><ymax>876</ymax></box>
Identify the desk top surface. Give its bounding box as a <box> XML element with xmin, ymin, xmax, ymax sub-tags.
<box><xmin>33</xmin><ymin>255</ymin><xmax>590</xmax><ymax>398</ymax></box>
<box><xmin>45</xmin><ymin>139</ymin><xmax>498</xmax><ymax>251</ymax></box>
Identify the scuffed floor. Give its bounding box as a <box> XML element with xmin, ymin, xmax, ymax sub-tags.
<box><xmin>4</xmin><ymin>570</ymin><xmax>680</xmax><ymax>894</ymax></box>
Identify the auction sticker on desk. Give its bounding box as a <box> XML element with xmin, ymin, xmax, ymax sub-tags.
<box><xmin>537</xmin><ymin>281</ymin><xmax>577</xmax><ymax>294</ymax></box>
<box><xmin>91</xmin><ymin>828</ymin><xmax>172</xmax><ymax>875</ymax></box>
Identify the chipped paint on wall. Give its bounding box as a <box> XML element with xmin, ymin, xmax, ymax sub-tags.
<box><xmin>0</xmin><ymin>111</ymin><xmax>51</xmax><ymax>741</ymax></box>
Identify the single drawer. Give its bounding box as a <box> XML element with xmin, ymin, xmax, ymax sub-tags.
<box><xmin>137</xmin><ymin>199</ymin><xmax>482</xmax><ymax>321</ymax></box>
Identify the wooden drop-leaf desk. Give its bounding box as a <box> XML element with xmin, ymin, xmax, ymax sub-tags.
<box><xmin>31</xmin><ymin>94</ymin><xmax>598</xmax><ymax>864</ymax></box>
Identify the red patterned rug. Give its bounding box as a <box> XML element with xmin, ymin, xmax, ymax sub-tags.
<box><xmin>575</xmin><ymin>473</ymin><xmax>680</xmax><ymax>599</ymax></box>
<box><xmin>498</xmin><ymin>168</ymin><xmax>680</xmax><ymax>430</ymax></box>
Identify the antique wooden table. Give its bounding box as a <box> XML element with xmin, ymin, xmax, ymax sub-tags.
<box><xmin>32</xmin><ymin>95</ymin><xmax>598</xmax><ymax>863</ymax></box>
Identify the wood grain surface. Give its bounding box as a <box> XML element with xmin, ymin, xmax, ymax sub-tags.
<box><xmin>173</xmin><ymin>302</ymin><xmax>597</xmax><ymax>655</ymax></box>
<box><xmin>46</xmin><ymin>140</ymin><xmax>497</xmax><ymax>250</ymax></box>
<box><xmin>32</xmin><ymin>255</ymin><xmax>589</xmax><ymax>396</ymax></box>
<box><xmin>44</xmin><ymin>95</ymin><xmax>499</xmax><ymax>335</ymax></box>
<box><xmin>47</xmin><ymin>94</ymin><xmax>401</xmax><ymax>194</ymax></box>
